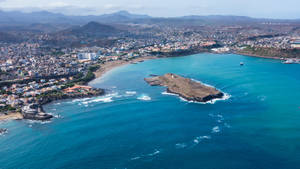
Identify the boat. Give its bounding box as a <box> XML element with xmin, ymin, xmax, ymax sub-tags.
<box><xmin>240</xmin><ymin>62</ymin><xmax>244</xmax><ymax>66</ymax></box>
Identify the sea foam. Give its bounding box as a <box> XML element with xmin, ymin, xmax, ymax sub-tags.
<box><xmin>148</xmin><ymin>149</ymin><xmax>160</xmax><ymax>156</ymax></box>
<box><xmin>125</xmin><ymin>91</ymin><xmax>137</xmax><ymax>95</ymax></box>
<box><xmin>137</xmin><ymin>94</ymin><xmax>151</xmax><ymax>101</ymax></box>
<box><xmin>162</xmin><ymin>91</ymin><xmax>230</xmax><ymax>105</ymax></box>
<box><xmin>211</xmin><ymin>126</ymin><xmax>220</xmax><ymax>133</ymax></box>
<box><xmin>175</xmin><ymin>143</ymin><xmax>187</xmax><ymax>149</ymax></box>
<box><xmin>193</xmin><ymin>135</ymin><xmax>211</xmax><ymax>144</ymax></box>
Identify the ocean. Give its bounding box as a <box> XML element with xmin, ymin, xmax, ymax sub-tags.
<box><xmin>1</xmin><ymin>53</ymin><xmax>300</xmax><ymax>169</ymax></box>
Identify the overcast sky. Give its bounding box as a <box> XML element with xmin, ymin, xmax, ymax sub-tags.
<box><xmin>0</xmin><ymin>0</ymin><xmax>299</xmax><ymax>19</ymax></box>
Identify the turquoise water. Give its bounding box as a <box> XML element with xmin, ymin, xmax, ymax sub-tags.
<box><xmin>1</xmin><ymin>53</ymin><xmax>300</xmax><ymax>169</ymax></box>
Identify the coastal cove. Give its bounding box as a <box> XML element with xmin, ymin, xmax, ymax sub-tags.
<box><xmin>1</xmin><ymin>53</ymin><xmax>300</xmax><ymax>169</ymax></box>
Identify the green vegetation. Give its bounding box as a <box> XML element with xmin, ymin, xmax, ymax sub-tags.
<box><xmin>0</xmin><ymin>105</ymin><xmax>16</xmax><ymax>112</ymax></box>
<box><xmin>88</xmin><ymin>65</ymin><xmax>100</xmax><ymax>72</ymax></box>
<box><xmin>79</xmin><ymin>71</ymin><xmax>95</xmax><ymax>84</ymax></box>
<box><xmin>61</xmin><ymin>83</ymin><xmax>75</xmax><ymax>89</ymax></box>
<box><xmin>0</xmin><ymin>90</ymin><xmax>12</xmax><ymax>95</ymax></box>
<box><xmin>240</xmin><ymin>46</ymin><xmax>300</xmax><ymax>58</ymax></box>
<box><xmin>71</xmin><ymin>65</ymin><xmax>98</xmax><ymax>85</ymax></box>
<box><xmin>36</xmin><ymin>90</ymin><xmax>65</xmax><ymax>100</ymax></box>
<box><xmin>74</xmin><ymin>72</ymin><xmax>84</xmax><ymax>79</ymax></box>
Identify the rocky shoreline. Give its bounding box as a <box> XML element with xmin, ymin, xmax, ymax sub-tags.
<box><xmin>0</xmin><ymin>87</ymin><xmax>105</xmax><ymax>121</ymax></box>
<box><xmin>30</xmin><ymin>87</ymin><xmax>105</xmax><ymax>121</ymax></box>
<box><xmin>145</xmin><ymin>73</ymin><xmax>224</xmax><ymax>102</ymax></box>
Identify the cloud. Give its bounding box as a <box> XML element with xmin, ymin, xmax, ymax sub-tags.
<box><xmin>103</xmin><ymin>4</ymin><xmax>121</xmax><ymax>10</ymax></box>
<box><xmin>0</xmin><ymin>0</ymin><xmax>299</xmax><ymax>18</ymax></box>
<box><xmin>47</xmin><ymin>2</ymin><xmax>70</xmax><ymax>8</ymax></box>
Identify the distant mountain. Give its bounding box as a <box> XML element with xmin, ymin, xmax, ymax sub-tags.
<box><xmin>100</xmin><ymin>10</ymin><xmax>151</xmax><ymax>19</ymax></box>
<box><xmin>0</xmin><ymin>10</ymin><xmax>299</xmax><ymax>28</ymax></box>
<box><xmin>0</xmin><ymin>10</ymin><xmax>152</xmax><ymax>26</ymax></box>
<box><xmin>57</xmin><ymin>21</ymin><xmax>121</xmax><ymax>38</ymax></box>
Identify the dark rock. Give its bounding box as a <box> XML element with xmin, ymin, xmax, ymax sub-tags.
<box><xmin>0</xmin><ymin>128</ymin><xmax>8</xmax><ymax>134</ymax></box>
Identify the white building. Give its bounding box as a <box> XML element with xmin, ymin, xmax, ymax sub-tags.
<box><xmin>77</xmin><ymin>53</ymin><xmax>99</xmax><ymax>61</ymax></box>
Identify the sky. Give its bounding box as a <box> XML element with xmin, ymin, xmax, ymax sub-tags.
<box><xmin>0</xmin><ymin>0</ymin><xmax>299</xmax><ymax>19</ymax></box>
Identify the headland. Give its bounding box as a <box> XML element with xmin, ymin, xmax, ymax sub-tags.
<box><xmin>145</xmin><ymin>73</ymin><xmax>224</xmax><ymax>102</ymax></box>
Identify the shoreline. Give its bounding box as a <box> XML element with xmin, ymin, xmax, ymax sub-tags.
<box><xmin>0</xmin><ymin>52</ymin><xmax>294</xmax><ymax>122</ymax></box>
<box><xmin>0</xmin><ymin>112</ymin><xmax>23</xmax><ymax>121</ymax></box>
<box><xmin>93</xmin><ymin>56</ymin><xmax>158</xmax><ymax>79</ymax></box>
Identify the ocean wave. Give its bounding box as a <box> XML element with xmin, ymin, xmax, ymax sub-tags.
<box><xmin>257</xmin><ymin>95</ymin><xmax>267</xmax><ymax>101</ymax></box>
<box><xmin>78</xmin><ymin>93</ymin><xmax>118</xmax><ymax>106</ymax></box>
<box><xmin>125</xmin><ymin>91</ymin><xmax>137</xmax><ymax>95</ymax></box>
<box><xmin>137</xmin><ymin>94</ymin><xmax>151</xmax><ymax>101</ymax></box>
<box><xmin>193</xmin><ymin>135</ymin><xmax>211</xmax><ymax>144</ymax></box>
<box><xmin>211</xmin><ymin>126</ymin><xmax>220</xmax><ymax>133</ymax></box>
<box><xmin>209</xmin><ymin>113</ymin><xmax>224</xmax><ymax>122</ymax></box>
<box><xmin>224</xmin><ymin>123</ymin><xmax>231</xmax><ymax>128</ymax></box>
<box><xmin>26</xmin><ymin>119</ymin><xmax>52</xmax><ymax>125</ymax></box>
<box><xmin>161</xmin><ymin>91</ymin><xmax>178</xmax><ymax>96</ymax></box>
<box><xmin>163</xmin><ymin>91</ymin><xmax>231</xmax><ymax>104</ymax></box>
<box><xmin>130</xmin><ymin>149</ymin><xmax>161</xmax><ymax>161</ymax></box>
<box><xmin>148</xmin><ymin>149</ymin><xmax>160</xmax><ymax>156</ymax></box>
<box><xmin>175</xmin><ymin>143</ymin><xmax>187</xmax><ymax>149</ymax></box>
<box><xmin>130</xmin><ymin>156</ymin><xmax>141</xmax><ymax>161</ymax></box>
<box><xmin>72</xmin><ymin>97</ymin><xmax>90</xmax><ymax>103</ymax></box>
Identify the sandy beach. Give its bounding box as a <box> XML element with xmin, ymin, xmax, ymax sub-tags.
<box><xmin>0</xmin><ymin>113</ymin><xmax>23</xmax><ymax>121</ymax></box>
<box><xmin>94</xmin><ymin>56</ymin><xmax>158</xmax><ymax>79</ymax></box>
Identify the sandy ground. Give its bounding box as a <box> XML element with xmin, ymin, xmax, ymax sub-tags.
<box><xmin>94</xmin><ymin>56</ymin><xmax>158</xmax><ymax>79</ymax></box>
<box><xmin>0</xmin><ymin>113</ymin><xmax>23</xmax><ymax>121</ymax></box>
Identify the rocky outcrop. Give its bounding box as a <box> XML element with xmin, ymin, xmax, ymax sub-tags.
<box><xmin>22</xmin><ymin>103</ymin><xmax>53</xmax><ymax>121</ymax></box>
<box><xmin>23</xmin><ymin>113</ymin><xmax>53</xmax><ymax>121</ymax></box>
<box><xmin>145</xmin><ymin>73</ymin><xmax>224</xmax><ymax>102</ymax></box>
<box><xmin>22</xmin><ymin>88</ymin><xmax>105</xmax><ymax>121</ymax></box>
<box><xmin>38</xmin><ymin>88</ymin><xmax>105</xmax><ymax>105</ymax></box>
<box><xmin>0</xmin><ymin>128</ymin><xmax>8</xmax><ymax>134</ymax></box>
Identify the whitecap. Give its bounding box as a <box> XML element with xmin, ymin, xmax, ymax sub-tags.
<box><xmin>175</xmin><ymin>143</ymin><xmax>187</xmax><ymax>149</ymax></box>
<box><xmin>78</xmin><ymin>93</ymin><xmax>117</xmax><ymax>106</ymax></box>
<box><xmin>125</xmin><ymin>91</ymin><xmax>137</xmax><ymax>95</ymax></box>
<box><xmin>224</xmin><ymin>123</ymin><xmax>231</xmax><ymax>128</ymax></box>
<box><xmin>91</xmin><ymin>97</ymin><xmax>113</xmax><ymax>103</ymax></box>
<box><xmin>26</xmin><ymin>120</ymin><xmax>52</xmax><ymax>125</ymax></box>
<box><xmin>178</xmin><ymin>92</ymin><xmax>231</xmax><ymax>104</ymax></box>
<box><xmin>130</xmin><ymin>156</ymin><xmax>141</xmax><ymax>161</ymax></box>
<box><xmin>148</xmin><ymin>149</ymin><xmax>160</xmax><ymax>156</ymax></box>
<box><xmin>211</xmin><ymin>126</ymin><xmax>220</xmax><ymax>133</ymax></box>
<box><xmin>258</xmin><ymin>95</ymin><xmax>267</xmax><ymax>101</ymax></box>
<box><xmin>161</xmin><ymin>91</ymin><xmax>178</xmax><ymax>96</ymax></box>
<box><xmin>193</xmin><ymin>135</ymin><xmax>211</xmax><ymax>144</ymax></box>
<box><xmin>137</xmin><ymin>94</ymin><xmax>151</xmax><ymax>101</ymax></box>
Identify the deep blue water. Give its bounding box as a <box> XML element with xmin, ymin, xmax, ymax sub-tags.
<box><xmin>1</xmin><ymin>53</ymin><xmax>300</xmax><ymax>169</ymax></box>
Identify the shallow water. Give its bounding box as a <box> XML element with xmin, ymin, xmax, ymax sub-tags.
<box><xmin>1</xmin><ymin>53</ymin><xmax>300</xmax><ymax>169</ymax></box>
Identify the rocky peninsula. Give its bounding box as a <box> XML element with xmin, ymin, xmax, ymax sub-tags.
<box><xmin>145</xmin><ymin>73</ymin><xmax>224</xmax><ymax>102</ymax></box>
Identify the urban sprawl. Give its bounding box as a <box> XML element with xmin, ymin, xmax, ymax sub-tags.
<box><xmin>0</xmin><ymin>20</ymin><xmax>300</xmax><ymax>120</ymax></box>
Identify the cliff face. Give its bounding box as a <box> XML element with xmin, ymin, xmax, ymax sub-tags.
<box><xmin>145</xmin><ymin>73</ymin><xmax>224</xmax><ymax>102</ymax></box>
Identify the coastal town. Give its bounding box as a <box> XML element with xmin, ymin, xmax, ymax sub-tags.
<box><xmin>1</xmin><ymin>17</ymin><xmax>300</xmax><ymax>122</ymax></box>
